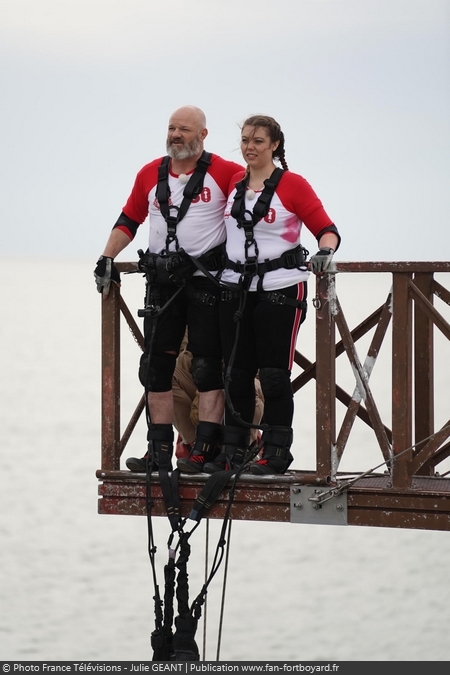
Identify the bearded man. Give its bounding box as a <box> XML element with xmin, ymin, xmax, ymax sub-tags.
<box><xmin>94</xmin><ymin>106</ymin><xmax>243</xmax><ymax>474</ymax></box>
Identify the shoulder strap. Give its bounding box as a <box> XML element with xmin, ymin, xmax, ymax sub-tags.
<box><xmin>155</xmin><ymin>155</ymin><xmax>171</xmax><ymax>217</ymax></box>
<box><xmin>156</xmin><ymin>152</ymin><xmax>212</xmax><ymax>252</ymax></box>
<box><xmin>230</xmin><ymin>167</ymin><xmax>285</xmax><ymax>227</ymax></box>
<box><xmin>252</xmin><ymin>167</ymin><xmax>285</xmax><ymax>223</ymax></box>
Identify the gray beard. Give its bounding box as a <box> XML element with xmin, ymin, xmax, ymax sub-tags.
<box><xmin>166</xmin><ymin>135</ymin><xmax>202</xmax><ymax>160</ymax></box>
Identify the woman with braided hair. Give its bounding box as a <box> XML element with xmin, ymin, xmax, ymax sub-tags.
<box><xmin>204</xmin><ymin>114</ymin><xmax>341</xmax><ymax>476</ymax></box>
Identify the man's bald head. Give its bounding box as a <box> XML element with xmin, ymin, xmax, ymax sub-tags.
<box><xmin>170</xmin><ymin>106</ymin><xmax>207</xmax><ymax>131</ymax></box>
<box><xmin>166</xmin><ymin>106</ymin><xmax>208</xmax><ymax>161</ymax></box>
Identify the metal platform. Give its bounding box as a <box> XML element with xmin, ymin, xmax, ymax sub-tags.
<box><xmin>97</xmin><ymin>262</ymin><xmax>450</xmax><ymax>532</ymax></box>
<box><xmin>97</xmin><ymin>468</ymin><xmax>450</xmax><ymax>531</ymax></box>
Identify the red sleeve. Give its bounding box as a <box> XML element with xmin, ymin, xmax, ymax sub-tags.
<box><xmin>277</xmin><ymin>171</ymin><xmax>334</xmax><ymax>237</ymax></box>
<box><xmin>227</xmin><ymin>170</ymin><xmax>246</xmax><ymax>196</ymax></box>
<box><xmin>208</xmin><ymin>155</ymin><xmax>245</xmax><ymax>197</ymax></box>
<box><xmin>122</xmin><ymin>158</ymin><xmax>162</xmax><ymax>223</ymax></box>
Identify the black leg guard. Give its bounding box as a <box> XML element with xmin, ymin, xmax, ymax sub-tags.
<box><xmin>125</xmin><ymin>423</ymin><xmax>174</xmax><ymax>473</ymax></box>
<box><xmin>203</xmin><ymin>425</ymin><xmax>252</xmax><ymax>474</ymax></box>
<box><xmin>250</xmin><ymin>426</ymin><xmax>294</xmax><ymax>475</ymax></box>
<box><xmin>177</xmin><ymin>421</ymin><xmax>222</xmax><ymax>474</ymax></box>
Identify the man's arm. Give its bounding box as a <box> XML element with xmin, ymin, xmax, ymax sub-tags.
<box><xmin>94</xmin><ymin>228</ymin><xmax>133</xmax><ymax>299</ymax></box>
<box><xmin>102</xmin><ymin>227</ymin><xmax>133</xmax><ymax>259</ymax></box>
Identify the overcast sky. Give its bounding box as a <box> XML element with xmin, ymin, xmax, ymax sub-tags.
<box><xmin>1</xmin><ymin>0</ymin><xmax>449</xmax><ymax>262</ymax></box>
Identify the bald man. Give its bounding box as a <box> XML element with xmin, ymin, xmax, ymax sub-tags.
<box><xmin>94</xmin><ymin>106</ymin><xmax>243</xmax><ymax>474</ymax></box>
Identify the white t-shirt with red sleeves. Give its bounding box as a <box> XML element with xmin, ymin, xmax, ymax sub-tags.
<box><xmin>121</xmin><ymin>153</ymin><xmax>243</xmax><ymax>261</ymax></box>
<box><xmin>222</xmin><ymin>170</ymin><xmax>335</xmax><ymax>291</ymax></box>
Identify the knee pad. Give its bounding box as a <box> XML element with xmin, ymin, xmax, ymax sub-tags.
<box><xmin>191</xmin><ymin>356</ymin><xmax>223</xmax><ymax>392</ymax></box>
<box><xmin>139</xmin><ymin>351</ymin><xmax>177</xmax><ymax>391</ymax></box>
<box><xmin>259</xmin><ymin>367</ymin><xmax>291</xmax><ymax>400</ymax></box>
<box><xmin>225</xmin><ymin>367</ymin><xmax>255</xmax><ymax>400</ymax></box>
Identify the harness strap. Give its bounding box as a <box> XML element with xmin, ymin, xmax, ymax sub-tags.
<box><xmin>230</xmin><ymin>167</ymin><xmax>285</xmax><ymax>226</ymax></box>
<box><xmin>170</xmin><ymin>529</ymin><xmax>201</xmax><ymax>661</ymax></box>
<box><xmin>156</xmin><ymin>152</ymin><xmax>212</xmax><ymax>252</ymax></box>
<box><xmin>196</xmin><ymin>242</ymin><xmax>225</xmax><ymax>272</ymax></box>
<box><xmin>229</xmin><ymin>167</ymin><xmax>286</xmax><ymax>290</ymax></box>
<box><xmin>189</xmin><ymin>469</ymin><xmax>235</xmax><ymax>522</ymax></box>
<box><xmin>260</xmin><ymin>291</ymin><xmax>307</xmax><ymax>309</ymax></box>
<box><xmin>225</xmin><ymin>244</ymin><xmax>308</xmax><ymax>277</ymax></box>
<box><xmin>150</xmin><ymin>551</ymin><xmax>176</xmax><ymax>661</ymax></box>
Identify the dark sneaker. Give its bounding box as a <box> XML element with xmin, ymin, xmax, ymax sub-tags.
<box><xmin>249</xmin><ymin>451</ymin><xmax>293</xmax><ymax>476</ymax></box>
<box><xmin>177</xmin><ymin>453</ymin><xmax>210</xmax><ymax>474</ymax></box>
<box><xmin>177</xmin><ymin>421</ymin><xmax>222</xmax><ymax>473</ymax></box>
<box><xmin>125</xmin><ymin>454</ymin><xmax>158</xmax><ymax>472</ymax></box>
<box><xmin>203</xmin><ymin>442</ymin><xmax>258</xmax><ymax>474</ymax></box>
<box><xmin>203</xmin><ymin>453</ymin><xmax>231</xmax><ymax>474</ymax></box>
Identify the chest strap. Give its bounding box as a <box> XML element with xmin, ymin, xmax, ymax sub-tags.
<box><xmin>156</xmin><ymin>151</ymin><xmax>212</xmax><ymax>252</ymax></box>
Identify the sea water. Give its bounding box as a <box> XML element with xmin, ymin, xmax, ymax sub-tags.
<box><xmin>1</xmin><ymin>257</ymin><xmax>450</xmax><ymax>661</ymax></box>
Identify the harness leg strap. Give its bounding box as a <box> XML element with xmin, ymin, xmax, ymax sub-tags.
<box><xmin>203</xmin><ymin>425</ymin><xmax>252</xmax><ymax>473</ymax></box>
<box><xmin>250</xmin><ymin>426</ymin><xmax>294</xmax><ymax>476</ymax></box>
<box><xmin>176</xmin><ymin>421</ymin><xmax>222</xmax><ymax>474</ymax></box>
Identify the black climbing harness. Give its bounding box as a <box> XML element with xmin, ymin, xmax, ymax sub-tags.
<box><xmin>156</xmin><ymin>151</ymin><xmax>212</xmax><ymax>253</ymax></box>
<box><xmin>228</xmin><ymin>167</ymin><xmax>308</xmax><ymax>292</ymax></box>
<box><xmin>141</xmin><ymin>151</ymin><xmax>225</xmax><ymax>288</ymax></box>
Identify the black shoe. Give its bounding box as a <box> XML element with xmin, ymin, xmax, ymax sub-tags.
<box><xmin>203</xmin><ymin>453</ymin><xmax>231</xmax><ymax>474</ymax></box>
<box><xmin>249</xmin><ymin>427</ymin><xmax>293</xmax><ymax>476</ymax></box>
<box><xmin>203</xmin><ymin>441</ymin><xmax>258</xmax><ymax>474</ymax></box>
<box><xmin>125</xmin><ymin>454</ymin><xmax>158</xmax><ymax>472</ymax></box>
<box><xmin>177</xmin><ymin>453</ymin><xmax>210</xmax><ymax>474</ymax></box>
<box><xmin>249</xmin><ymin>452</ymin><xmax>293</xmax><ymax>475</ymax></box>
<box><xmin>177</xmin><ymin>421</ymin><xmax>222</xmax><ymax>474</ymax></box>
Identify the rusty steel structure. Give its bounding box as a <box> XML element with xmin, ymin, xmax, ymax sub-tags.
<box><xmin>97</xmin><ymin>261</ymin><xmax>450</xmax><ymax>531</ymax></box>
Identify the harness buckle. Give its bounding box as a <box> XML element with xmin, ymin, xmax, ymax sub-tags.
<box><xmin>195</xmin><ymin>291</ymin><xmax>217</xmax><ymax>306</ymax></box>
<box><xmin>266</xmin><ymin>292</ymin><xmax>286</xmax><ymax>305</ymax></box>
<box><xmin>284</xmin><ymin>252</ymin><xmax>297</xmax><ymax>268</ymax></box>
<box><xmin>166</xmin><ymin>205</ymin><xmax>180</xmax><ymax>224</ymax></box>
<box><xmin>221</xmin><ymin>289</ymin><xmax>240</xmax><ymax>302</ymax></box>
<box><xmin>242</xmin><ymin>257</ymin><xmax>258</xmax><ymax>276</ymax></box>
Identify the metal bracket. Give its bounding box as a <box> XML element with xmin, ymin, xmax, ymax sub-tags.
<box><xmin>290</xmin><ymin>485</ymin><xmax>348</xmax><ymax>525</ymax></box>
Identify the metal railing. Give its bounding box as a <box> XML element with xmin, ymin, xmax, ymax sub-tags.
<box><xmin>100</xmin><ymin>261</ymin><xmax>450</xmax><ymax>492</ymax></box>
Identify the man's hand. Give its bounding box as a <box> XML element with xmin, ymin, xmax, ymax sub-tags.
<box><xmin>309</xmin><ymin>247</ymin><xmax>335</xmax><ymax>275</ymax></box>
<box><xmin>94</xmin><ymin>256</ymin><xmax>121</xmax><ymax>299</ymax></box>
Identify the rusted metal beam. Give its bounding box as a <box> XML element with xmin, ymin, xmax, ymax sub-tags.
<box><xmin>432</xmin><ymin>279</ymin><xmax>450</xmax><ymax>306</ymax></box>
<box><xmin>336</xmin><ymin>293</ymin><xmax>392</xmax><ymax>460</ymax></box>
<box><xmin>118</xmin><ymin>394</ymin><xmax>146</xmax><ymax>457</ymax></box>
<box><xmin>314</xmin><ymin>274</ymin><xmax>336</xmax><ymax>480</ymax></box>
<box><xmin>409</xmin><ymin>279</ymin><xmax>450</xmax><ymax>340</ymax></box>
<box><xmin>336</xmin><ymin>262</ymin><xmax>450</xmax><ymax>273</ymax></box>
<box><xmin>96</xmin><ymin>471</ymin><xmax>450</xmax><ymax>532</ymax></box>
<box><xmin>334</xmin><ymin>296</ymin><xmax>392</xmax><ymax>464</ymax></box>
<box><xmin>391</xmin><ymin>273</ymin><xmax>413</xmax><ymax>487</ymax></box>
<box><xmin>118</xmin><ymin>293</ymin><xmax>145</xmax><ymax>350</ymax></box>
<box><xmin>413</xmin><ymin>273</ymin><xmax>434</xmax><ymax>475</ymax></box>
<box><xmin>101</xmin><ymin>284</ymin><xmax>121</xmax><ymax>471</ymax></box>
<box><xmin>409</xmin><ymin>420</ymin><xmax>450</xmax><ymax>476</ymax></box>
